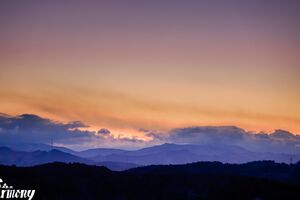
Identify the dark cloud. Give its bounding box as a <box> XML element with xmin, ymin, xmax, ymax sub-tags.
<box><xmin>68</xmin><ymin>121</ymin><xmax>89</xmax><ymax>129</ymax></box>
<box><xmin>270</xmin><ymin>129</ymin><xmax>297</xmax><ymax>140</ymax></box>
<box><xmin>97</xmin><ymin>128</ymin><xmax>111</xmax><ymax>135</ymax></box>
<box><xmin>138</xmin><ymin>128</ymin><xmax>166</xmax><ymax>141</ymax></box>
<box><xmin>164</xmin><ymin>126</ymin><xmax>300</xmax><ymax>154</ymax></box>
<box><xmin>1</xmin><ymin>113</ymin><xmax>300</xmax><ymax>153</ymax></box>
<box><xmin>0</xmin><ymin>114</ymin><xmax>94</xmax><ymax>145</ymax></box>
<box><xmin>0</xmin><ymin>113</ymin><xmax>148</xmax><ymax>150</ymax></box>
<box><xmin>168</xmin><ymin>126</ymin><xmax>245</xmax><ymax>144</ymax></box>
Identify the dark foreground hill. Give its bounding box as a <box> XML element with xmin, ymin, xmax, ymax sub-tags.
<box><xmin>1</xmin><ymin>161</ymin><xmax>300</xmax><ymax>200</ymax></box>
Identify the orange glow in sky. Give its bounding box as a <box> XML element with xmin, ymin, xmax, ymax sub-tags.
<box><xmin>0</xmin><ymin>1</ymin><xmax>299</xmax><ymax>138</ymax></box>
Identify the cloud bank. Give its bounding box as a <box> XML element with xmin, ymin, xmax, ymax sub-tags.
<box><xmin>0</xmin><ymin>113</ymin><xmax>144</xmax><ymax>150</ymax></box>
<box><xmin>166</xmin><ymin>126</ymin><xmax>300</xmax><ymax>154</ymax></box>
<box><xmin>0</xmin><ymin>113</ymin><xmax>300</xmax><ymax>153</ymax></box>
<box><xmin>0</xmin><ymin>113</ymin><xmax>92</xmax><ymax>143</ymax></box>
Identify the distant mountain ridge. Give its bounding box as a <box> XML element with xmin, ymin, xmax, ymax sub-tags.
<box><xmin>0</xmin><ymin>147</ymin><xmax>139</xmax><ymax>171</ymax></box>
<box><xmin>0</xmin><ymin>147</ymin><xmax>89</xmax><ymax>166</ymax></box>
<box><xmin>2</xmin><ymin>143</ymin><xmax>76</xmax><ymax>154</ymax></box>
<box><xmin>76</xmin><ymin>148</ymin><xmax>127</xmax><ymax>158</ymax></box>
<box><xmin>87</xmin><ymin>143</ymin><xmax>300</xmax><ymax>165</ymax></box>
<box><xmin>1</xmin><ymin>143</ymin><xmax>300</xmax><ymax>169</ymax></box>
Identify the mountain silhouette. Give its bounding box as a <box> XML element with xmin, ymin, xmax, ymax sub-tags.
<box><xmin>88</xmin><ymin>143</ymin><xmax>300</xmax><ymax>165</ymax></box>
<box><xmin>2</xmin><ymin>143</ymin><xmax>300</xmax><ymax>167</ymax></box>
<box><xmin>0</xmin><ymin>147</ymin><xmax>139</xmax><ymax>171</ymax></box>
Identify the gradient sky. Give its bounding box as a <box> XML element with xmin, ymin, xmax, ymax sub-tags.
<box><xmin>1</xmin><ymin>0</ymin><xmax>300</xmax><ymax>141</ymax></box>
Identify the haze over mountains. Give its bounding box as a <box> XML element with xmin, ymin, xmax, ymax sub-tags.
<box><xmin>1</xmin><ymin>142</ymin><xmax>300</xmax><ymax>171</ymax></box>
<box><xmin>86</xmin><ymin>143</ymin><xmax>300</xmax><ymax>165</ymax></box>
<box><xmin>0</xmin><ymin>146</ymin><xmax>139</xmax><ymax>171</ymax></box>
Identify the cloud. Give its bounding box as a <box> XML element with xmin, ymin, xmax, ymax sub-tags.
<box><xmin>97</xmin><ymin>128</ymin><xmax>111</xmax><ymax>135</ymax></box>
<box><xmin>270</xmin><ymin>129</ymin><xmax>297</xmax><ymax>140</ymax></box>
<box><xmin>0</xmin><ymin>114</ymin><xmax>94</xmax><ymax>144</ymax></box>
<box><xmin>168</xmin><ymin>126</ymin><xmax>246</xmax><ymax>144</ymax></box>
<box><xmin>0</xmin><ymin>113</ymin><xmax>146</xmax><ymax>150</ymax></box>
<box><xmin>163</xmin><ymin>126</ymin><xmax>300</xmax><ymax>154</ymax></box>
<box><xmin>1</xmin><ymin>113</ymin><xmax>300</xmax><ymax>153</ymax></box>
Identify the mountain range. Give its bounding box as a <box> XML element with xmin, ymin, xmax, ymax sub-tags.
<box><xmin>0</xmin><ymin>147</ymin><xmax>139</xmax><ymax>171</ymax></box>
<box><xmin>1</xmin><ymin>143</ymin><xmax>300</xmax><ymax>171</ymax></box>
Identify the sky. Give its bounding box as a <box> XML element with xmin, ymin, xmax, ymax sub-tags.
<box><xmin>0</xmin><ymin>0</ymin><xmax>300</xmax><ymax>147</ymax></box>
